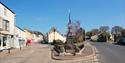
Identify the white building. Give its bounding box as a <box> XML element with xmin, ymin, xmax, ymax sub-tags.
<box><xmin>32</xmin><ymin>31</ymin><xmax>44</xmax><ymax>43</ymax></box>
<box><xmin>0</xmin><ymin>2</ymin><xmax>15</xmax><ymax>50</ymax></box>
<box><xmin>14</xmin><ymin>26</ymin><xmax>26</xmax><ymax>48</ymax></box>
<box><xmin>48</xmin><ymin>27</ymin><xmax>66</xmax><ymax>43</ymax></box>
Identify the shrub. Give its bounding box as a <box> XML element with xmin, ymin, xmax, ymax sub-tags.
<box><xmin>53</xmin><ymin>40</ymin><xmax>65</xmax><ymax>53</ymax></box>
<box><xmin>97</xmin><ymin>32</ymin><xmax>107</xmax><ymax>42</ymax></box>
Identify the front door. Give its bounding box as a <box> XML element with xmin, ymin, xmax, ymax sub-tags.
<box><xmin>3</xmin><ymin>36</ymin><xmax>7</xmax><ymax>47</ymax></box>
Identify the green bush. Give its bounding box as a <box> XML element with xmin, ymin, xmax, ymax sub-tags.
<box><xmin>53</xmin><ymin>40</ymin><xmax>65</xmax><ymax>53</ymax></box>
<box><xmin>97</xmin><ymin>32</ymin><xmax>108</xmax><ymax>42</ymax></box>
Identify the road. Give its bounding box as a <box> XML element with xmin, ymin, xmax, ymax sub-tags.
<box><xmin>90</xmin><ymin>42</ymin><xmax>125</xmax><ymax>63</ymax></box>
<box><xmin>0</xmin><ymin>43</ymin><xmax>52</xmax><ymax>63</ymax></box>
<box><xmin>1</xmin><ymin>42</ymin><xmax>124</xmax><ymax>63</ymax></box>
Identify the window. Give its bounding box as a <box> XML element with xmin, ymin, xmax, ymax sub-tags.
<box><xmin>2</xmin><ymin>20</ymin><xmax>9</xmax><ymax>31</ymax></box>
<box><xmin>3</xmin><ymin>37</ymin><xmax>7</xmax><ymax>46</ymax></box>
<box><xmin>4</xmin><ymin>8</ymin><xmax>7</xmax><ymax>16</ymax></box>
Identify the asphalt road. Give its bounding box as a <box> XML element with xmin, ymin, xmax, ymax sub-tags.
<box><xmin>90</xmin><ymin>42</ymin><xmax>125</xmax><ymax>63</ymax></box>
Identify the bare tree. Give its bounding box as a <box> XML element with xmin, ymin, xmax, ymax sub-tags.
<box><xmin>111</xmin><ymin>26</ymin><xmax>124</xmax><ymax>42</ymax></box>
<box><xmin>91</xmin><ymin>29</ymin><xmax>99</xmax><ymax>36</ymax></box>
<box><xmin>111</xmin><ymin>26</ymin><xmax>123</xmax><ymax>35</ymax></box>
<box><xmin>99</xmin><ymin>26</ymin><xmax>109</xmax><ymax>32</ymax></box>
<box><xmin>75</xmin><ymin>28</ymin><xmax>85</xmax><ymax>43</ymax></box>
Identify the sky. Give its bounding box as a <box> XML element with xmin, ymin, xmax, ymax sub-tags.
<box><xmin>0</xmin><ymin>0</ymin><xmax>125</xmax><ymax>34</ymax></box>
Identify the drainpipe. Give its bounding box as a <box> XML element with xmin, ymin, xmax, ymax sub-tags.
<box><xmin>53</xmin><ymin>29</ymin><xmax>56</xmax><ymax>41</ymax></box>
<box><xmin>19</xmin><ymin>38</ymin><xmax>21</xmax><ymax>50</ymax></box>
<box><xmin>0</xmin><ymin>33</ymin><xmax>3</xmax><ymax>51</ymax></box>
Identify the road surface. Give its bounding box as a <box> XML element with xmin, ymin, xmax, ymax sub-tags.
<box><xmin>91</xmin><ymin>42</ymin><xmax>125</xmax><ymax>63</ymax></box>
<box><xmin>0</xmin><ymin>43</ymin><xmax>52</xmax><ymax>63</ymax></box>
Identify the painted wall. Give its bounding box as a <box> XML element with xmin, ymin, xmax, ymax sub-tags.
<box><xmin>24</xmin><ymin>29</ymin><xmax>32</xmax><ymax>40</ymax></box>
<box><xmin>32</xmin><ymin>34</ymin><xmax>43</xmax><ymax>42</ymax></box>
<box><xmin>14</xmin><ymin>26</ymin><xmax>26</xmax><ymax>48</ymax></box>
<box><xmin>48</xmin><ymin>31</ymin><xmax>66</xmax><ymax>43</ymax></box>
<box><xmin>0</xmin><ymin>3</ymin><xmax>15</xmax><ymax>35</ymax></box>
<box><xmin>0</xmin><ymin>3</ymin><xmax>15</xmax><ymax>50</ymax></box>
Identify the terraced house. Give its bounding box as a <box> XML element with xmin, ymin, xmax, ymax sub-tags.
<box><xmin>48</xmin><ymin>27</ymin><xmax>66</xmax><ymax>43</ymax></box>
<box><xmin>0</xmin><ymin>2</ymin><xmax>15</xmax><ymax>50</ymax></box>
<box><xmin>14</xmin><ymin>26</ymin><xmax>26</xmax><ymax>48</ymax></box>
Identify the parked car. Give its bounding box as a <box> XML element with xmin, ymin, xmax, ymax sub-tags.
<box><xmin>117</xmin><ymin>36</ymin><xmax>125</xmax><ymax>45</ymax></box>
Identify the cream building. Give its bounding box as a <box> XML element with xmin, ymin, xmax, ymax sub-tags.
<box><xmin>24</xmin><ymin>28</ymin><xmax>33</xmax><ymax>40</ymax></box>
<box><xmin>32</xmin><ymin>31</ymin><xmax>44</xmax><ymax>43</ymax></box>
<box><xmin>0</xmin><ymin>2</ymin><xmax>15</xmax><ymax>50</ymax></box>
<box><xmin>48</xmin><ymin>27</ymin><xmax>66</xmax><ymax>43</ymax></box>
<box><xmin>14</xmin><ymin>26</ymin><xmax>26</xmax><ymax>48</ymax></box>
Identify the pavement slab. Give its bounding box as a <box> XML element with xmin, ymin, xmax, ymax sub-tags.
<box><xmin>0</xmin><ymin>43</ymin><xmax>52</xmax><ymax>63</ymax></box>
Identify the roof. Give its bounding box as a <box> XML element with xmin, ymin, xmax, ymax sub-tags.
<box><xmin>24</xmin><ymin>28</ymin><xmax>32</xmax><ymax>33</ymax></box>
<box><xmin>16</xmin><ymin>25</ymin><xmax>24</xmax><ymax>32</ymax></box>
<box><xmin>48</xmin><ymin>27</ymin><xmax>64</xmax><ymax>37</ymax></box>
<box><xmin>0</xmin><ymin>1</ymin><xmax>15</xmax><ymax>14</ymax></box>
<box><xmin>32</xmin><ymin>31</ymin><xmax>44</xmax><ymax>36</ymax></box>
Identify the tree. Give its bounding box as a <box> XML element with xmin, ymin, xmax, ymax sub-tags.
<box><xmin>91</xmin><ymin>29</ymin><xmax>99</xmax><ymax>36</ymax></box>
<box><xmin>111</xmin><ymin>26</ymin><xmax>123</xmax><ymax>35</ymax></box>
<box><xmin>121</xmin><ymin>29</ymin><xmax>125</xmax><ymax>37</ymax></box>
<box><xmin>75</xmin><ymin>28</ymin><xmax>85</xmax><ymax>43</ymax></box>
<box><xmin>98</xmin><ymin>31</ymin><xmax>110</xmax><ymax>42</ymax></box>
<box><xmin>111</xmin><ymin>26</ymin><xmax>124</xmax><ymax>42</ymax></box>
<box><xmin>99</xmin><ymin>26</ymin><xmax>109</xmax><ymax>32</ymax></box>
<box><xmin>86</xmin><ymin>31</ymin><xmax>92</xmax><ymax>39</ymax></box>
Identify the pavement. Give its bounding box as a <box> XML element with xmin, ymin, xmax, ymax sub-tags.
<box><xmin>0</xmin><ymin>46</ymin><xmax>27</xmax><ymax>58</ymax></box>
<box><xmin>0</xmin><ymin>43</ymin><xmax>52</xmax><ymax>63</ymax></box>
<box><xmin>90</xmin><ymin>42</ymin><xmax>125</xmax><ymax>63</ymax></box>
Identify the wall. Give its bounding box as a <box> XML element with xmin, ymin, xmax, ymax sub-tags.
<box><xmin>0</xmin><ymin>3</ymin><xmax>15</xmax><ymax>49</ymax></box>
<box><xmin>32</xmin><ymin>34</ymin><xmax>43</xmax><ymax>42</ymax></box>
<box><xmin>0</xmin><ymin>3</ymin><xmax>15</xmax><ymax>35</ymax></box>
<box><xmin>14</xmin><ymin>26</ymin><xmax>26</xmax><ymax>48</ymax></box>
<box><xmin>48</xmin><ymin>31</ymin><xmax>66</xmax><ymax>43</ymax></box>
<box><xmin>24</xmin><ymin>29</ymin><xmax>32</xmax><ymax>40</ymax></box>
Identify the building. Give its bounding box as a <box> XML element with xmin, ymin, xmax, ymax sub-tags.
<box><xmin>24</xmin><ymin>28</ymin><xmax>33</xmax><ymax>41</ymax></box>
<box><xmin>48</xmin><ymin>27</ymin><xmax>66</xmax><ymax>43</ymax></box>
<box><xmin>24</xmin><ymin>28</ymin><xmax>44</xmax><ymax>43</ymax></box>
<box><xmin>0</xmin><ymin>2</ymin><xmax>16</xmax><ymax>50</ymax></box>
<box><xmin>13</xmin><ymin>26</ymin><xmax>26</xmax><ymax>48</ymax></box>
<box><xmin>32</xmin><ymin>31</ymin><xmax>44</xmax><ymax>43</ymax></box>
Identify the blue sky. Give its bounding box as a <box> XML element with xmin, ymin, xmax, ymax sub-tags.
<box><xmin>1</xmin><ymin>0</ymin><xmax>125</xmax><ymax>34</ymax></box>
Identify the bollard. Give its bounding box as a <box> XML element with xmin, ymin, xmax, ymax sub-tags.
<box><xmin>8</xmin><ymin>48</ymin><xmax>10</xmax><ymax>54</ymax></box>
